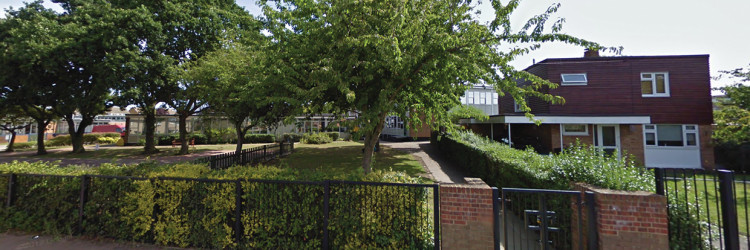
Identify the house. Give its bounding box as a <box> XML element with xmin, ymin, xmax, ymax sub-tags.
<box><xmin>462</xmin><ymin>51</ymin><xmax>714</xmax><ymax>169</ymax></box>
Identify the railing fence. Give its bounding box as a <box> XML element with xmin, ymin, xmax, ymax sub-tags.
<box><xmin>193</xmin><ymin>141</ymin><xmax>294</xmax><ymax>169</ymax></box>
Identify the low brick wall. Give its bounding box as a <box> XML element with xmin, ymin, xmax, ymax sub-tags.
<box><xmin>440</xmin><ymin>178</ymin><xmax>494</xmax><ymax>250</ymax></box>
<box><xmin>574</xmin><ymin>183</ymin><xmax>669</xmax><ymax>250</ymax></box>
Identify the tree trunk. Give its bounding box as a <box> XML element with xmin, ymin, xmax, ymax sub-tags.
<box><xmin>234</xmin><ymin>122</ymin><xmax>244</xmax><ymax>155</ymax></box>
<box><xmin>178</xmin><ymin>114</ymin><xmax>189</xmax><ymax>155</ymax></box>
<box><xmin>361</xmin><ymin>113</ymin><xmax>387</xmax><ymax>174</ymax></box>
<box><xmin>5</xmin><ymin>131</ymin><xmax>16</xmax><ymax>152</ymax></box>
<box><xmin>35</xmin><ymin>119</ymin><xmax>49</xmax><ymax>155</ymax></box>
<box><xmin>66</xmin><ymin>114</ymin><xmax>91</xmax><ymax>154</ymax></box>
<box><xmin>143</xmin><ymin>108</ymin><xmax>158</xmax><ymax>154</ymax></box>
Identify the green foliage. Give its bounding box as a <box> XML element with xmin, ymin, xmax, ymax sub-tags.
<box><xmin>46</xmin><ymin>133</ymin><xmax>122</xmax><ymax>146</ymax></box>
<box><xmin>436</xmin><ymin>130</ymin><xmax>653</xmax><ymax>191</ymax></box>
<box><xmin>302</xmin><ymin>133</ymin><xmax>333</xmax><ymax>145</ymax></box>
<box><xmin>282</xmin><ymin>133</ymin><xmax>302</xmax><ymax>143</ymax></box>
<box><xmin>448</xmin><ymin>105</ymin><xmax>489</xmax><ymax>124</ymax></box>
<box><xmin>11</xmin><ymin>142</ymin><xmax>35</xmax><ymax>149</ymax></box>
<box><xmin>203</xmin><ymin>128</ymin><xmax>237</xmax><ymax>144</ymax></box>
<box><xmin>666</xmin><ymin>188</ymin><xmax>712</xmax><ymax>249</ymax></box>
<box><xmin>325</xmin><ymin>132</ymin><xmax>340</xmax><ymax>141</ymax></box>
<box><xmin>243</xmin><ymin>134</ymin><xmax>275</xmax><ymax>143</ymax></box>
<box><xmin>714</xmin><ymin>83</ymin><xmax>750</xmax><ymax>145</ymax></box>
<box><xmin>0</xmin><ymin>161</ymin><xmax>433</xmax><ymax>249</ymax></box>
<box><xmin>189</xmin><ymin>133</ymin><xmax>208</xmax><ymax>145</ymax></box>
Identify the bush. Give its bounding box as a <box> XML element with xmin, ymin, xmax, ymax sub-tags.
<box><xmin>282</xmin><ymin>133</ymin><xmax>302</xmax><ymax>143</ymax></box>
<box><xmin>325</xmin><ymin>132</ymin><xmax>340</xmax><ymax>141</ymax></box>
<box><xmin>10</xmin><ymin>142</ymin><xmax>34</xmax><ymax>149</ymax></box>
<box><xmin>204</xmin><ymin>128</ymin><xmax>236</xmax><ymax>144</ymax></box>
<box><xmin>302</xmin><ymin>133</ymin><xmax>332</xmax><ymax>144</ymax></box>
<box><xmin>157</xmin><ymin>134</ymin><xmax>178</xmax><ymax>146</ymax></box>
<box><xmin>46</xmin><ymin>133</ymin><xmax>121</xmax><ymax>146</ymax></box>
<box><xmin>243</xmin><ymin>134</ymin><xmax>275</xmax><ymax>143</ymax></box>
<box><xmin>0</xmin><ymin>161</ymin><xmax>433</xmax><ymax>249</ymax></box>
<box><xmin>190</xmin><ymin>133</ymin><xmax>207</xmax><ymax>145</ymax></box>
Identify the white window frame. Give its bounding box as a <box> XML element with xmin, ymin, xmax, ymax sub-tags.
<box><xmin>561</xmin><ymin>73</ymin><xmax>588</xmax><ymax>86</ymax></box>
<box><xmin>467</xmin><ymin>91</ymin><xmax>474</xmax><ymax>104</ymax></box>
<box><xmin>641</xmin><ymin>72</ymin><xmax>670</xmax><ymax>97</ymax></box>
<box><xmin>492</xmin><ymin>93</ymin><xmax>499</xmax><ymax>105</ymax></box>
<box><xmin>562</xmin><ymin>124</ymin><xmax>589</xmax><ymax>136</ymax></box>
<box><xmin>643</xmin><ymin>124</ymin><xmax>699</xmax><ymax>148</ymax></box>
<box><xmin>514</xmin><ymin>100</ymin><xmax>522</xmax><ymax>112</ymax></box>
<box><xmin>479</xmin><ymin>92</ymin><xmax>486</xmax><ymax>104</ymax></box>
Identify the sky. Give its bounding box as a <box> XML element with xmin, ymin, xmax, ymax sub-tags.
<box><xmin>1</xmin><ymin>0</ymin><xmax>748</xmax><ymax>94</ymax></box>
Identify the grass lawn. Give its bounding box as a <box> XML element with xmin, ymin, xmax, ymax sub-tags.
<box><xmin>5</xmin><ymin>143</ymin><xmax>273</xmax><ymax>160</ymax></box>
<box><xmin>278</xmin><ymin>141</ymin><xmax>428</xmax><ymax>180</ymax></box>
<box><xmin>667</xmin><ymin>177</ymin><xmax>750</xmax><ymax>236</ymax></box>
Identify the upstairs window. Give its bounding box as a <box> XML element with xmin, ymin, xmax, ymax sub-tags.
<box><xmin>641</xmin><ymin>72</ymin><xmax>670</xmax><ymax>97</ymax></box>
<box><xmin>561</xmin><ymin>73</ymin><xmax>588</xmax><ymax>85</ymax></box>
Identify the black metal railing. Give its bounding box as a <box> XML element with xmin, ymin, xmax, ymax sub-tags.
<box><xmin>493</xmin><ymin>187</ymin><xmax>596</xmax><ymax>250</ymax></box>
<box><xmin>654</xmin><ymin>168</ymin><xmax>749</xmax><ymax>250</ymax></box>
<box><xmin>1</xmin><ymin>173</ymin><xmax>438</xmax><ymax>249</ymax></box>
<box><xmin>194</xmin><ymin>141</ymin><xmax>294</xmax><ymax>169</ymax></box>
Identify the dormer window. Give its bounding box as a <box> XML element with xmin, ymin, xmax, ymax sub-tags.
<box><xmin>641</xmin><ymin>72</ymin><xmax>670</xmax><ymax>97</ymax></box>
<box><xmin>561</xmin><ymin>73</ymin><xmax>588</xmax><ymax>85</ymax></box>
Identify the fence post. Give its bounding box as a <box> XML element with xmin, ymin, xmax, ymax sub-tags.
<box><xmin>323</xmin><ymin>180</ymin><xmax>330</xmax><ymax>250</ymax></box>
<box><xmin>433</xmin><ymin>185</ymin><xmax>440</xmax><ymax>250</ymax></box>
<box><xmin>492</xmin><ymin>187</ymin><xmax>500</xmax><ymax>250</ymax></box>
<box><xmin>263</xmin><ymin>145</ymin><xmax>267</xmax><ymax>160</ymax></box>
<box><xmin>654</xmin><ymin>168</ymin><xmax>665</xmax><ymax>195</ymax></box>
<box><xmin>6</xmin><ymin>173</ymin><xmax>16</xmax><ymax>207</ymax></box>
<box><xmin>234</xmin><ymin>179</ymin><xmax>243</xmax><ymax>246</ymax></box>
<box><xmin>585</xmin><ymin>192</ymin><xmax>598</xmax><ymax>250</ymax></box>
<box><xmin>719</xmin><ymin>170</ymin><xmax>740</xmax><ymax>250</ymax></box>
<box><xmin>78</xmin><ymin>175</ymin><xmax>90</xmax><ymax>235</ymax></box>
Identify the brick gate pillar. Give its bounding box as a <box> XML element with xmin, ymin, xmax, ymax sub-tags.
<box><xmin>574</xmin><ymin>183</ymin><xmax>669</xmax><ymax>250</ymax></box>
<box><xmin>439</xmin><ymin>178</ymin><xmax>494</xmax><ymax>250</ymax></box>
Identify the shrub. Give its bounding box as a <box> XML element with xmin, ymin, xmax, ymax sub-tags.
<box><xmin>0</xmin><ymin>162</ymin><xmax>433</xmax><ymax>249</ymax></box>
<box><xmin>325</xmin><ymin>132</ymin><xmax>340</xmax><ymax>141</ymax></box>
<box><xmin>302</xmin><ymin>133</ymin><xmax>332</xmax><ymax>144</ymax></box>
<box><xmin>46</xmin><ymin>133</ymin><xmax>121</xmax><ymax>146</ymax></box>
<box><xmin>190</xmin><ymin>133</ymin><xmax>208</xmax><ymax>144</ymax></box>
<box><xmin>243</xmin><ymin>134</ymin><xmax>275</xmax><ymax>143</ymax></box>
<box><xmin>204</xmin><ymin>128</ymin><xmax>236</xmax><ymax>144</ymax></box>
<box><xmin>46</xmin><ymin>135</ymin><xmax>71</xmax><ymax>147</ymax></box>
<box><xmin>11</xmin><ymin>142</ymin><xmax>35</xmax><ymax>149</ymax></box>
<box><xmin>157</xmin><ymin>134</ymin><xmax>178</xmax><ymax>146</ymax></box>
<box><xmin>282</xmin><ymin>133</ymin><xmax>302</xmax><ymax>143</ymax></box>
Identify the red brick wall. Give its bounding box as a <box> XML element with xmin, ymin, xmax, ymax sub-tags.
<box><xmin>440</xmin><ymin>178</ymin><xmax>494</xmax><ymax>250</ymax></box>
<box><xmin>574</xmin><ymin>184</ymin><xmax>668</xmax><ymax>250</ymax></box>
<box><xmin>619</xmin><ymin>124</ymin><xmax>646</xmax><ymax>166</ymax></box>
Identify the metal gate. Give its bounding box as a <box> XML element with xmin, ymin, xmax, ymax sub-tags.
<box><xmin>492</xmin><ymin>187</ymin><xmax>598</xmax><ymax>250</ymax></box>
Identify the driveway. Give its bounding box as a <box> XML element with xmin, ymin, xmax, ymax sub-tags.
<box><xmin>381</xmin><ymin>141</ymin><xmax>467</xmax><ymax>183</ymax></box>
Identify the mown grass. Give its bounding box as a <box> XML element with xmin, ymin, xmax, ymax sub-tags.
<box><xmin>667</xmin><ymin>176</ymin><xmax>750</xmax><ymax>236</ymax></box>
<box><xmin>3</xmin><ymin>143</ymin><xmax>273</xmax><ymax>159</ymax></box>
<box><xmin>278</xmin><ymin>141</ymin><xmax>428</xmax><ymax>180</ymax></box>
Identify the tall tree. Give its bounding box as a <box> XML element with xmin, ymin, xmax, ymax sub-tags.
<box><xmin>100</xmin><ymin>0</ymin><xmax>255</xmax><ymax>154</ymax></box>
<box><xmin>0</xmin><ymin>105</ymin><xmax>31</xmax><ymax>152</ymax></box>
<box><xmin>261</xmin><ymin>0</ymin><xmax>608</xmax><ymax>173</ymax></box>
<box><xmin>0</xmin><ymin>1</ymin><xmax>61</xmax><ymax>155</ymax></box>
<box><xmin>714</xmin><ymin>65</ymin><xmax>750</xmax><ymax>145</ymax></box>
<box><xmin>187</xmin><ymin>44</ymin><xmax>298</xmax><ymax>155</ymax></box>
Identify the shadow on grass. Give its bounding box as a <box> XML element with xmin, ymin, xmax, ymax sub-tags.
<box><xmin>280</xmin><ymin>142</ymin><xmax>427</xmax><ymax>178</ymax></box>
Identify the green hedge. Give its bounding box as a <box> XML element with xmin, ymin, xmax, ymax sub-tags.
<box><xmin>435</xmin><ymin>131</ymin><xmax>653</xmax><ymax>191</ymax></box>
<box><xmin>243</xmin><ymin>134</ymin><xmax>275</xmax><ymax>143</ymax></box>
<box><xmin>0</xmin><ymin>161</ymin><xmax>433</xmax><ymax>249</ymax></box>
<box><xmin>46</xmin><ymin>133</ymin><xmax>121</xmax><ymax>147</ymax></box>
<box><xmin>10</xmin><ymin>142</ymin><xmax>35</xmax><ymax>149</ymax></box>
<box><xmin>302</xmin><ymin>133</ymin><xmax>333</xmax><ymax>144</ymax></box>
<box><xmin>282</xmin><ymin>133</ymin><xmax>302</xmax><ymax>143</ymax></box>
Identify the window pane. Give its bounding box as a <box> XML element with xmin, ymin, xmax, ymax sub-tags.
<box><xmin>646</xmin><ymin>133</ymin><xmax>656</xmax><ymax>145</ymax></box>
<box><xmin>564</xmin><ymin>124</ymin><xmax>586</xmax><ymax>133</ymax></box>
<box><xmin>657</xmin><ymin>125</ymin><xmax>683</xmax><ymax>146</ymax></box>
<box><xmin>686</xmin><ymin>133</ymin><xmax>697</xmax><ymax>146</ymax></box>
<box><xmin>645</xmin><ymin>125</ymin><xmax>655</xmax><ymax>130</ymax></box>
<box><xmin>656</xmin><ymin>74</ymin><xmax>666</xmax><ymax>93</ymax></box>
<box><xmin>642</xmin><ymin>73</ymin><xmax>652</xmax><ymax>79</ymax></box>
<box><xmin>493</xmin><ymin>93</ymin><xmax>499</xmax><ymax>104</ymax></box>
<box><xmin>685</xmin><ymin>125</ymin><xmax>696</xmax><ymax>130</ymax></box>
<box><xmin>601</xmin><ymin>126</ymin><xmax>616</xmax><ymax>146</ymax></box>
<box><xmin>641</xmin><ymin>80</ymin><xmax>653</xmax><ymax>94</ymax></box>
<box><xmin>562</xmin><ymin>74</ymin><xmax>587</xmax><ymax>83</ymax></box>
<box><xmin>479</xmin><ymin>92</ymin><xmax>486</xmax><ymax>104</ymax></box>
<box><xmin>468</xmin><ymin>92</ymin><xmax>474</xmax><ymax>104</ymax></box>
<box><xmin>474</xmin><ymin>93</ymin><xmax>479</xmax><ymax>104</ymax></box>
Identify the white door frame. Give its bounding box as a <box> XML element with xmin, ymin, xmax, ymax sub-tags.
<box><xmin>596</xmin><ymin>124</ymin><xmax>621</xmax><ymax>158</ymax></box>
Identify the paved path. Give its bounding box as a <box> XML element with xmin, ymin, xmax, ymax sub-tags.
<box><xmin>0</xmin><ymin>233</ymin><xmax>184</xmax><ymax>250</ymax></box>
<box><xmin>381</xmin><ymin>141</ymin><xmax>467</xmax><ymax>183</ymax></box>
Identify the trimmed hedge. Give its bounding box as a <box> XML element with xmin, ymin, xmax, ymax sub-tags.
<box><xmin>0</xmin><ymin>161</ymin><xmax>433</xmax><ymax>249</ymax></box>
<box><xmin>435</xmin><ymin>131</ymin><xmax>653</xmax><ymax>191</ymax></box>
<box><xmin>46</xmin><ymin>133</ymin><xmax>122</xmax><ymax>147</ymax></box>
<box><xmin>302</xmin><ymin>133</ymin><xmax>333</xmax><ymax>144</ymax></box>
<box><xmin>243</xmin><ymin>134</ymin><xmax>275</xmax><ymax>143</ymax></box>
<box><xmin>282</xmin><ymin>133</ymin><xmax>302</xmax><ymax>143</ymax></box>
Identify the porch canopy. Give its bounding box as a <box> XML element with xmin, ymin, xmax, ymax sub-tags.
<box><xmin>462</xmin><ymin>114</ymin><xmax>651</xmax><ymax>125</ymax></box>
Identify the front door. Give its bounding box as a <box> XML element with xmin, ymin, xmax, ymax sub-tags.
<box><xmin>596</xmin><ymin>125</ymin><xmax>621</xmax><ymax>158</ymax></box>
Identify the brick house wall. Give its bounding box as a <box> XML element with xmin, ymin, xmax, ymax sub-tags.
<box><xmin>699</xmin><ymin>125</ymin><xmax>716</xmax><ymax>169</ymax></box>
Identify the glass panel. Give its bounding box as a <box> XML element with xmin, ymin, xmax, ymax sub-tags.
<box><xmin>685</xmin><ymin>125</ymin><xmax>696</xmax><ymax>130</ymax></box>
<box><xmin>686</xmin><ymin>133</ymin><xmax>697</xmax><ymax>146</ymax></box>
<box><xmin>642</xmin><ymin>73</ymin><xmax>652</xmax><ymax>79</ymax></box>
<box><xmin>645</xmin><ymin>125</ymin><xmax>655</xmax><ymax>130</ymax></box>
<box><xmin>656</xmin><ymin>74</ymin><xmax>666</xmax><ymax>93</ymax></box>
<box><xmin>563</xmin><ymin>124</ymin><xmax>587</xmax><ymax>133</ymax></box>
<box><xmin>657</xmin><ymin>125</ymin><xmax>683</xmax><ymax>146</ymax></box>
<box><xmin>479</xmin><ymin>92</ymin><xmax>486</xmax><ymax>104</ymax></box>
<box><xmin>646</xmin><ymin>133</ymin><xmax>656</xmax><ymax>145</ymax></box>
<box><xmin>467</xmin><ymin>92</ymin><xmax>474</xmax><ymax>104</ymax></box>
<box><xmin>601</xmin><ymin>126</ymin><xmax>616</xmax><ymax>147</ymax></box>
<box><xmin>641</xmin><ymin>80</ymin><xmax>653</xmax><ymax>94</ymax></box>
<box><xmin>603</xmin><ymin>148</ymin><xmax>616</xmax><ymax>157</ymax></box>
<box><xmin>493</xmin><ymin>93</ymin><xmax>499</xmax><ymax>104</ymax></box>
<box><xmin>473</xmin><ymin>92</ymin><xmax>480</xmax><ymax>104</ymax></box>
<box><xmin>562</xmin><ymin>74</ymin><xmax>587</xmax><ymax>83</ymax></box>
